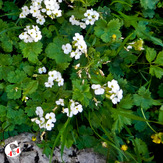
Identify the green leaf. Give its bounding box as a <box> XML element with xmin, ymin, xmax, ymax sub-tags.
<box><xmin>111</xmin><ymin>108</ymin><xmax>132</xmax><ymax>132</ymax></box>
<box><xmin>59</xmin><ymin>21</ymin><xmax>82</xmax><ymax>39</ymax></box>
<box><xmin>7</xmin><ymin>70</ymin><xmax>27</xmax><ymax>83</ymax></box>
<box><xmin>23</xmin><ymin>80</ymin><xmax>38</xmax><ymax>95</ymax></box>
<box><xmin>6</xmin><ymin>84</ymin><xmax>21</xmax><ymax>100</ymax></box>
<box><xmin>79</xmin><ymin>126</ymin><xmax>93</xmax><ymax>135</ymax></box>
<box><xmin>149</xmin><ymin>65</ymin><xmax>163</xmax><ymax>79</ymax></box>
<box><xmin>154</xmin><ymin>51</ymin><xmax>163</xmax><ymax>66</ymax></box>
<box><xmin>72</xmin><ymin>80</ymin><xmax>92</xmax><ymax>107</ymax></box>
<box><xmin>45</xmin><ymin>36</ymin><xmax>71</xmax><ymax>64</ymax></box>
<box><xmin>95</xmin><ymin>19</ymin><xmax>122</xmax><ymax>43</ymax></box>
<box><xmin>19</xmin><ymin>41</ymin><xmax>43</xmax><ymax>63</ymax></box>
<box><xmin>0</xmin><ymin>54</ymin><xmax>12</xmax><ymax>65</ymax></box>
<box><xmin>94</xmin><ymin>19</ymin><xmax>107</xmax><ymax>37</ymax></box>
<box><xmin>118</xmin><ymin>94</ymin><xmax>133</xmax><ymax>109</ymax></box>
<box><xmin>140</xmin><ymin>0</ymin><xmax>159</xmax><ymax>10</ymax></box>
<box><xmin>145</xmin><ymin>47</ymin><xmax>156</xmax><ymax>63</ymax></box>
<box><xmin>133</xmin><ymin>86</ymin><xmax>154</xmax><ymax>110</ymax></box>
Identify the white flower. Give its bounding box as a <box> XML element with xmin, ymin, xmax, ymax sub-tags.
<box><xmin>19</xmin><ymin>12</ymin><xmax>26</xmax><ymax>18</ymax></box>
<box><xmin>70</xmin><ymin>49</ymin><xmax>82</xmax><ymax>60</ymax></box>
<box><xmin>73</xmin><ymin>33</ymin><xmax>84</xmax><ymax>42</ymax></box>
<box><xmin>62</xmin><ymin>43</ymin><xmax>72</xmax><ymax>54</ymax></box>
<box><xmin>57</xmin><ymin>78</ymin><xmax>64</xmax><ymax>86</ymax></box>
<box><xmin>45</xmin><ymin>80</ymin><xmax>54</xmax><ymax>88</ymax></box>
<box><xmin>36</xmin><ymin>16</ymin><xmax>46</xmax><ymax>25</ymax></box>
<box><xmin>91</xmin><ymin>84</ymin><xmax>105</xmax><ymax>95</ymax></box>
<box><xmin>63</xmin><ymin>108</ymin><xmax>73</xmax><ymax>117</ymax></box>
<box><xmin>36</xmin><ymin>106</ymin><xmax>44</xmax><ymax>117</ymax></box>
<box><xmin>79</xmin><ymin>22</ymin><xmax>86</xmax><ymax>29</ymax></box>
<box><xmin>19</xmin><ymin>25</ymin><xmax>42</xmax><ymax>43</ymax></box>
<box><xmin>30</xmin><ymin>5</ymin><xmax>41</xmax><ymax>17</ymax></box>
<box><xmin>22</xmin><ymin>6</ymin><xmax>30</xmax><ymax>16</ymax></box>
<box><xmin>46</xmin><ymin>119</ymin><xmax>54</xmax><ymax>131</ymax></box>
<box><xmin>45</xmin><ymin>112</ymin><xmax>56</xmax><ymax>123</ymax></box>
<box><xmin>48</xmin><ymin>70</ymin><xmax>58</xmax><ymax>80</ymax></box>
<box><xmin>107</xmin><ymin>79</ymin><xmax>120</xmax><ymax>93</ymax></box>
<box><xmin>107</xmin><ymin>79</ymin><xmax>123</xmax><ymax>104</ymax></box>
<box><xmin>38</xmin><ymin>67</ymin><xmax>47</xmax><ymax>74</ymax></box>
<box><xmin>56</xmin><ymin>99</ymin><xmax>64</xmax><ymax>106</ymax></box>
<box><xmin>36</xmin><ymin>117</ymin><xmax>46</xmax><ymax>128</ymax></box>
<box><xmin>72</xmin><ymin>104</ymin><xmax>83</xmax><ymax>115</ymax></box>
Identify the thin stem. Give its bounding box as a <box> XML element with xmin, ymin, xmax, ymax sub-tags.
<box><xmin>141</xmin><ymin>108</ymin><xmax>157</xmax><ymax>133</ymax></box>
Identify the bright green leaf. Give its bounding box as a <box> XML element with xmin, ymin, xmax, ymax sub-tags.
<box><xmin>19</xmin><ymin>41</ymin><xmax>43</xmax><ymax>63</ymax></box>
<box><xmin>145</xmin><ymin>47</ymin><xmax>156</xmax><ymax>63</ymax></box>
<box><xmin>149</xmin><ymin>65</ymin><xmax>163</xmax><ymax>79</ymax></box>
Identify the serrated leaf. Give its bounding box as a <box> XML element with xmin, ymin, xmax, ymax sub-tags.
<box><xmin>0</xmin><ymin>54</ymin><xmax>12</xmax><ymax>65</ymax></box>
<box><xmin>145</xmin><ymin>47</ymin><xmax>156</xmax><ymax>63</ymax></box>
<box><xmin>118</xmin><ymin>94</ymin><xmax>133</xmax><ymax>109</ymax></box>
<box><xmin>111</xmin><ymin>108</ymin><xmax>132</xmax><ymax>132</ymax></box>
<box><xmin>19</xmin><ymin>41</ymin><xmax>43</xmax><ymax>63</ymax></box>
<box><xmin>6</xmin><ymin>84</ymin><xmax>21</xmax><ymax>100</ymax></box>
<box><xmin>149</xmin><ymin>65</ymin><xmax>163</xmax><ymax>79</ymax></box>
<box><xmin>133</xmin><ymin>86</ymin><xmax>154</xmax><ymax>110</ymax></box>
<box><xmin>154</xmin><ymin>51</ymin><xmax>163</xmax><ymax>66</ymax></box>
<box><xmin>72</xmin><ymin>80</ymin><xmax>92</xmax><ymax>107</ymax></box>
<box><xmin>94</xmin><ymin>19</ymin><xmax>107</xmax><ymax>37</ymax></box>
<box><xmin>45</xmin><ymin>36</ymin><xmax>71</xmax><ymax>64</ymax></box>
<box><xmin>140</xmin><ymin>0</ymin><xmax>159</xmax><ymax>10</ymax></box>
<box><xmin>7</xmin><ymin>70</ymin><xmax>27</xmax><ymax>83</ymax></box>
<box><xmin>23</xmin><ymin>80</ymin><xmax>38</xmax><ymax>95</ymax></box>
<box><xmin>101</xmin><ymin>19</ymin><xmax>122</xmax><ymax>43</ymax></box>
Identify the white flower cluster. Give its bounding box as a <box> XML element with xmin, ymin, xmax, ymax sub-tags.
<box><xmin>63</xmin><ymin>99</ymin><xmax>83</xmax><ymax>117</ymax></box>
<box><xmin>107</xmin><ymin>79</ymin><xmax>123</xmax><ymax>104</ymax></box>
<box><xmin>56</xmin><ymin>98</ymin><xmax>64</xmax><ymax>106</ymax></box>
<box><xmin>19</xmin><ymin>0</ymin><xmax>62</xmax><ymax>25</ymax></box>
<box><xmin>34</xmin><ymin>106</ymin><xmax>56</xmax><ymax>131</ymax></box>
<box><xmin>45</xmin><ymin>70</ymin><xmax>64</xmax><ymax>87</ymax></box>
<box><xmin>62</xmin><ymin>33</ymin><xmax>87</xmax><ymax>60</ymax></box>
<box><xmin>91</xmin><ymin>79</ymin><xmax>123</xmax><ymax>104</ymax></box>
<box><xmin>91</xmin><ymin>84</ymin><xmax>104</xmax><ymax>95</ymax></box>
<box><xmin>38</xmin><ymin>66</ymin><xmax>47</xmax><ymax>74</ymax></box>
<box><xmin>69</xmin><ymin>9</ymin><xmax>99</xmax><ymax>29</ymax></box>
<box><xmin>19</xmin><ymin>25</ymin><xmax>42</xmax><ymax>43</ymax></box>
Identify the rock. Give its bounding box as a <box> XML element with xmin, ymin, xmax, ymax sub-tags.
<box><xmin>0</xmin><ymin>133</ymin><xmax>106</xmax><ymax>163</ymax></box>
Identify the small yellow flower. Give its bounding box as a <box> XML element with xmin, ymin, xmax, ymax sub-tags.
<box><xmin>121</xmin><ymin>144</ymin><xmax>128</xmax><ymax>151</ymax></box>
<box><xmin>32</xmin><ymin>136</ymin><xmax>37</xmax><ymax>141</ymax></box>
<box><xmin>112</xmin><ymin>34</ymin><xmax>116</xmax><ymax>40</ymax></box>
<box><xmin>151</xmin><ymin>132</ymin><xmax>163</xmax><ymax>144</ymax></box>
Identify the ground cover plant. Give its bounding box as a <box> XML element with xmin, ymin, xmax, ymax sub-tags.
<box><xmin>0</xmin><ymin>0</ymin><xmax>163</xmax><ymax>162</ymax></box>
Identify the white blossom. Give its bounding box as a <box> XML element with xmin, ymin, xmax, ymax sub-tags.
<box><xmin>45</xmin><ymin>119</ymin><xmax>54</xmax><ymax>131</ymax></box>
<box><xmin>38</xmin><ymin>67</ymin><xmax>47</xmax><ymax>74</ymax></box>
<box><xmin>56</xmin><ymin>99</ymin><xmax>64</xmax><ymax>106</ymax></box>
<box><xmin>62</xmin><ymin>43</ymin><xmax>72</xmax><ymax>54</ymax></box>
<box><xmin>45</xmin><ymin>112</ymin><xmax>56</xmax><ymax>123</ymax></box>
<box><xmin>36</xmin><ymin>106</ymin><xmax>44</xmax><ymax>117</ymax></box>
<box><xmin>91</xmin><ymin>84</ymin><xmax>105</xmax><ymax>95</ymax></box>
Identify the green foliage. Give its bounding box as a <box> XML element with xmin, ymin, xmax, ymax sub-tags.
<box><xmin>45</xmin><ymin>36</ymin><xmax>71</xmax><ymax>64</ymax></box>
<box><xmin>72</xmin><ymin>80</ymin><xmax>92</xmax><ymax>107</ymax></box>
<box><xmin>140</xmin><ymin>0</ymin><xmax>159</xmax><ymax>10</ymax></box>
<box><xmin>133</xmin><ymin>87</ymin><xmax>154</xmax><ymax>110</ymax></box>
<box><xmin>0</xmin><ymin>0</ymin><xmax>163</xmax><ymax>162</ymax></box>
<box><xmin>95</xmin><ymin>19</ymin><xmax>122</xmax><ymax>43</ymax></box>
<box><xmin>19</xmin><ymin>41</ymin><xmax>43</xmax><ymax>63</ymax></box>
